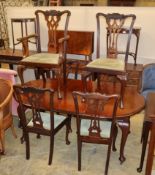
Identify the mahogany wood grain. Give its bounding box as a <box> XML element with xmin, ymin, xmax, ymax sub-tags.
<box><xmin>23</xmin><ymin>79</ymin><xmax>145</xmax><ymax>163</ymax></box>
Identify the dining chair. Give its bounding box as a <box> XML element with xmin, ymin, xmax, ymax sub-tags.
<box><xmin>72</xmin><ymin>91</ymin><xmax>119</xmax><ymax>175</ymax></box>
<box><xmin>85</xmin><ymin>13</ymin><xmax>136</xmax><ymax>108</ymax></box>
<box><xmin>13</xmin><ymin>85</ymin><xmax>71</xmax><ymax>165</ymax></box>
<box><xmin>17</xmin><ymin>9</ymin><xmax>71</xmax><ymax>99</ymax></box>
<box><xmin>0</xmin><ymin>78</ymin><xmax>17</xmax><ymax>154</ymax></box>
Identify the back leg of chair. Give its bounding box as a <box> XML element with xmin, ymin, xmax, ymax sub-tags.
<box><xmin>11</xmin><ymin>123</ymin><xmax>17</xmax><ymax>138</ymax></box>
<box><xmin>78</xmin><ymin>140</ymin><xmax>82</xmax><ymax>171</ymax></box>
<box><xmin>24</xmin><ymin>132</ymin><xmax>30</xmax><ymax>160</ymax></box>
<box><xmin>105</xmin><ymin>143</ymin><xmax>112</xmax><ymax>175</ymax></box>
<box><xmin>65</xmin><ymin>117</ymin><xmax>72</xmax><ymax>145</ymax></box>
<box><xmin>49</xmin><ymin>135</ymin><xmax>54</xmax><ymax>165</ymax></box>
<box><xmin>0</xmin><ymin>129</ymin><xmax>5</xmax><ymax>154</ymax></box>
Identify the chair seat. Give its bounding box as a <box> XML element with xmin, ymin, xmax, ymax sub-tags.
<box><xmin>86</xmin><ymin>58</ymin><xmax>125</xmax><ymax>71</ymax></box>
<box><xmin>21</xmin><ymin>53</ymin><xmax>60</xmax><ymax>65</ymax></box>
<box><xmin>80</xmin><ymin>119</ymin><xmax>112</xmax><ymax>138</ymax></box>
<box><xmin>28</xmin><ymin>112</ymin><xmax>67</xmax><ymax>130</ymax></box>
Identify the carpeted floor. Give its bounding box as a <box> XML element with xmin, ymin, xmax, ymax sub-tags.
<box><xmin>0</xmin><ymin>111</ymin><xmax>154</xmax><ymax>175</ymax></box>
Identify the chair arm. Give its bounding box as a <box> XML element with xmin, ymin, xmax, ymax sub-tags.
<box><xmin>0</xmin><ymin>83</ymin><xmax>13</xmax><ymax>110</ymax></box>
<box><xmin>58</xmin><ymin>35</ymin><xmax>70</xmax><ymax>44</ymax></box>
<box><xmin>58</xmin><ymin>35</ymin><xmax>70</xmax><ymax>57</ymax></box>
<box><xmin>17</xmin><ymin>34</ymin><xmax>38</xmax><ymax>57</ymax></box>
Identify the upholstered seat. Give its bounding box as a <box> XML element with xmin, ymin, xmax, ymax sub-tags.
<box><xmin>86</xmin><ymin>58</ymin><xmax>125</xmax><ymax>71</ymax></box>
<box><xmin>141</xmin><ymin>63</ymin><xmax>155</xmax><ymax>99</ymax></box>
<box><xmin>28</xmin><ymin>112</ymin><xmax>67</xmax><ymax>130</ymax></box>
<box><xmin>80</xmin><ymin>119</ymin><xmax>111</xmax><ymax>138</ymax></box>
<box><xmin>21</xmin><ymin>53</ymin><xmax>60</xmax><ymax>65</ymax></box>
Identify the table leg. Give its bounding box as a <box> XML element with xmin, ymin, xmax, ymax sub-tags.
<box><xmin>145</xmin><ymin>121</ymin><xmax>155</xmax><ymax>175</ymax></box>
<box><xmin>117</xmin><ymin>118</ymin><xmax>130</xmax><ymax>163</ymax></box>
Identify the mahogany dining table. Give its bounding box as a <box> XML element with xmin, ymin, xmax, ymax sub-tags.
<box><xmin>23</xmin><ymin>78</ymin><xmax>145</xmax><ymax>163</ymax></box>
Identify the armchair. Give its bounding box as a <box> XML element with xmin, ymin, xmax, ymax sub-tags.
<box><xmin>0</xmin><ymin>68</ymin><xmax>18</xmax><ymax>116</ymax></box>
<box><xmin>17</xmin><ymin>9</ymin><xmax>71</xmax><ymax>99</ymax></box>
<box><xmin>0</xmin><ymin>78</ymin><xmax>17</xmax><ymax>154</ymax></box>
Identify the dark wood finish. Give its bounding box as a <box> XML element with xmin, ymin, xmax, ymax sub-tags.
<box><xmin>86</xmin><ymin>13</ymin><xmax>136</xmax><ymax>108</ymax></box>
<box><xmin>137</xmin><ymin>92</ymin><xmax>155</xmax><ymax>174</ymax></box>
<box><xmin>72</xmin><ymin>91</ymin><xmax>119</xmax><ymax>174</ymax></box>
<box><xmin>0</xmin><ymin>48</ymin><xmax>23</xmax><ymax>69</ymax></box>
<box><xmin>108</xmin><ymin>0</ymin><xmax>136</xmax><ymax>6</ymax></box>
<box><xmin>13</xmin><ymin>85</ymin><xmax>71</xmax><ymax>165</ymax></box>
<box><xmin>17</xmin><ymin>10</ymin><xmax>71</xmax><ymax>99</ymax></box>
<box><xmin>23</xmin><ymin>79</ymin><xmax>145</xmax><ymax>163</ymax></box>
<box><xmin>57</xmin><ymin>30</ymin><xmax>94</xmax><ymax>79</ymax></box>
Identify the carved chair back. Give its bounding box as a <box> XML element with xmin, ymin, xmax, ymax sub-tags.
<box><xmin>72</xmin><ymin>91</ymin><xmax>119</xmax><ymax>174</ymax></box>
<box><xmin>96</xmin><ymin>13</ymin><xmax>136</xmax><ymax>62</ymax></box>
<box><xmin>35</xmin><ymin>9</ymin><xmax>71</xmax><ymax>54</ymax></box>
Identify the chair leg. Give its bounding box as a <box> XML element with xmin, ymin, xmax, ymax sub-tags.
<box><xmin>24</xmin><ymin>132</ymin><xmax>30</xmax><ymax>160</ymax></box>
<box><xmin>78</xmin><ymin>140</ymin><xmax>82</xmax><ymax>171</ymax></box>
<box><xmin>65</xmin><ymin>116</ymin><xmax>72</xmax><ymax>145</ymax></box>
<box><xmin>0</xmin><ymin>129</ymin><xmax>5</xmax><ymax>154</ymax></box>
<box><xmin>49</xmin><ymin>135</ymin><xmax>54</xmax><ymax>165</ymax></box>
<box><xmin>11</xmin><ymin>124</ymin><xmax>17</xmax><ymax>138</ymax></box>
<box><xmin>105</xmin><ymin>144</ymin><xmax>112</xmax><ymax>175</ymax></box>
<box><xmin>137</xmin><ymin>121</ymin><xmax>151</xmax><ymax>172</ymax></box>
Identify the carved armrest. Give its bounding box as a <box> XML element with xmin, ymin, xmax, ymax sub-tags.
<box><xmin>17</xmin><ymin>34</ymin><xmax>38</xmax><ymax>57</ymax></box>
<box><xmin>58</xmin><ymin>35</ymin><xmax>70</xmax><ymax>57</ymax></box>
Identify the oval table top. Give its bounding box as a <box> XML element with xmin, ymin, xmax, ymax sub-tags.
<box><xmin>24</xmin><ymin>78</ymin><xmax>145</xmax><ymax>119</ymax></box>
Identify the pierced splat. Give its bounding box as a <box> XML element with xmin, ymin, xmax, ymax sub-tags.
<box><xmin>84</xmin><ymin>97</ymin><xmax>107</xmax><ymax>138</ymax></box>
<box><xmin>27</xmin><ymin>91</ymin><xmax>45</xmax><ymax>128</ymax></box>
<box><xmin>106</xmin><ymin>14</ymin><xmax>126</xmax><ymax>58</ymax></box>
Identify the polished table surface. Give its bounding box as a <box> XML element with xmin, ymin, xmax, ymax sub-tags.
<box><xmin>24</xmin><ymin>78</ymin><xmax>145</xmax><ymax>162</ymax></box>
<box><xmin>24</xmin><ymin>79</ymin><xmax>144</xmax><ymax>117</ymax></box>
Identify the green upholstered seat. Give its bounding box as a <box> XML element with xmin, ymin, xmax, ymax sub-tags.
<box><xmin>21</xmin><ymin>53</ymin><xmax>60</xmax><ymax>65</ymax></box>
<box><xmin>86</xmin><ymin>58</ymin><xmax>125</xmax><ymax>71</ymax></box>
